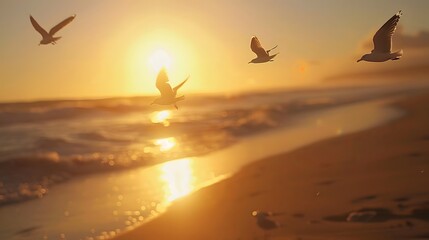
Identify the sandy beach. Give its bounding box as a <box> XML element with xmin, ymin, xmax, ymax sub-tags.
<box><xmin>114</xmin><ymin>91</ymin><xmax>429</xmax><ymax>240</ymax></box>
<box><xmin>3</xmin><ymin>2</ymin><xmax>429</xmax><ymax>240</ymax></box>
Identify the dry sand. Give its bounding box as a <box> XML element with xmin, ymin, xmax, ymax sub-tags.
<box><xmin>115</xmin><ymin>91</ymin><xmax>429</xmax><ymax>240</ymax></box>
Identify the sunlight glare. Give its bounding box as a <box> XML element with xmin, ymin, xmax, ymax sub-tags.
<box><xmin>150</xmin><ymin>110</ymin><xmax>171</xmax><ymax>126</ymax></box>
<box><xmin>154</xmin><ymin>137</ymin><xmax>176</xmax><ymax>152</ymax></box>
<box><xmin>160</xmin><ymin>158</ymin><xmax>194</xmax><ymax>202</ymax></box>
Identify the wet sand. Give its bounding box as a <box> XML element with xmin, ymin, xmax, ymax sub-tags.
<box><xmin>115</xmin><ymin>91</ymin><xmax>429</xmax><ymax>240</ymax></box>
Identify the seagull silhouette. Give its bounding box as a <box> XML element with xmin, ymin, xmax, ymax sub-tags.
<box><xmin>30</xmin><ymin>14</ymin><xmax>76</xmax><ymax>45</ymax></box>
<box><xmin>252</xmin><ymin>211</ymin><xmax>280</xmax><ymax>240</ymax></box>
<box><xmin>357</xmin><ymin>11</ymin><xmax>403</xmax><ymax>62</ymax></box>
<box><xmin>151</xmin><ymin>68</ymin><xmax>189</xmax><ymax>110</ymax></box>
<box><xmin>248</xmin><ymin>36</ymin><xmax>278</xmax><ymax>64</ymax></box>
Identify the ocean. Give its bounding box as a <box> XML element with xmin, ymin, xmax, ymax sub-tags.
<box><xmin>0</xmin><ymin>85</ymin><xmax>415</xmax><ymax>239</ymax></box>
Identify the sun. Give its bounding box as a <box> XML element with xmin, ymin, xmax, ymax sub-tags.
<box><xmin>126</xmin><ymin>34</ymin><xmax>195</xmax><ymax>95</ymax></box>
<box><xmin>148</xmin><ymin>49</ymin><xmax>173</xmax><ymax>72</ymax></box>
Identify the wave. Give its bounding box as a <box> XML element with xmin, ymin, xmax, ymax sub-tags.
<box><xmin>1</xmin><ymin>86</ymin><xmax>394</xmax><ymax>207</ymax></box>
<box><xmin>0</xmin><ymin>131</ymin><xmax>237</xmax><ymax>207</ymax></box>
<box><xmin>0</xmin><ymin>97</ymin><xmax>155</xmax><ymax>127</ymax></box>
<box><xmin>75</xmin><ymin>131</ymin><xmax>132</xmax><ymax>142</ymax></box>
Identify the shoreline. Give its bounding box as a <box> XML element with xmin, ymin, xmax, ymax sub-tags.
<box><xmin>114</xmin><ymin>90</ymin><xmax>429</xmax><ymax>240</ymax></box>
<box><xmin>0</xmin><ymin>91</ymin><xmax>409</xmax><ymax>240</ymax></box>
<box><xmin>0</xmin><ymin>86</ymin><xmax>411</xmax><ymax>208</ymax></box>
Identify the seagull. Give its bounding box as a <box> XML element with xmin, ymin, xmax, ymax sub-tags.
<box><xmin>151</xmin><ymin>68</ymin><xmax>189</xmax><ymax>110</ymax></box>
<box><xmin>252</xmin><ymin>211</ymin><xmax>280</xmax><ymax>240</ymax></box>
<box><xmin>248</xmin><ymin>36</ymin><xmax>278</xmax><ymax>64</ymax></box>
<box><xmin>30</xmin><ymin>14</ymin><xmax>76</xmax><ymax>45</ymax></box>
<box><xmin>357</xmin><ymin>11</ymin><xmax>403</xmax><ymax>62</ymax></box>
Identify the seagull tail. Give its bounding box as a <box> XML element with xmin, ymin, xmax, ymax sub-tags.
<box><xmin>175</xmin><ymin>95</ymin><xmax>185</xmax><ymax>102</ymax></box>
<box><xmin>270</xmin><ymin>53</ymin><xmax>278</xmax><ymax>60</ymax></box>
<box><xmin>391</xmin><ymin>49</ymin><xmax>403</xmax><ymax>60</ymax></box>
<box><xmin>53</xmin><ymin>36</ymin><xmax>62</xmax><ymax>42</ymax></box>
<box><xmin>396</xmin><ymin>49</ymin><xmax>403</xmax><ymax>56</ymax></box>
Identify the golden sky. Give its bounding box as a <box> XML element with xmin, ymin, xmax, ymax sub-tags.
<box><xmin>0</xmin><ymin>0</ymin><xmax>428</xmax><ymax>102</ymax></box>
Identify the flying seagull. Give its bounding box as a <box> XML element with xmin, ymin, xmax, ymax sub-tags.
<box><xmin>249</xmin><ymin>36</ymin><xmax>278</xmax><ymax>64</ymax></box>
<box><xmin>252</xmin><ymin>211</ymin><xmax>280</xmax><ymax>240</ymax></box>
<box><xmin>151</xmin><ymin>68</ymin><xmax>189</xmax><ymax>110</ymax></box>
<box><xmin>30</xmin><ymin>14</ymin><xmax>76</xmax><ymax>45</ymax></box>
<box><xmin>357</xmin><ymin>11</ymin><xmax>403</xmax><ymax>62</ymax></box>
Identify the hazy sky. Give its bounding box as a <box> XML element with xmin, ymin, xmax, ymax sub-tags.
<box><xmin>0</xmin><ymin>0</ymin><xmax>428</xmax><ymax>102</ymax></box>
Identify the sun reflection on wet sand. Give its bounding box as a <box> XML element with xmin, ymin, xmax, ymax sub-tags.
<box><xmin>154</xmin><ymin>137</ymin><xmax>176</xmax><ymax>152</ymax></box>
<box><xmin>160</xmin><ymin>158</ymin><xmax>195</xmax><ymax>202</ymax></box>
<box><xmin>150</xmin><ymin>110</ymin><xmax>171</xmax><ymax>126</ymax></box>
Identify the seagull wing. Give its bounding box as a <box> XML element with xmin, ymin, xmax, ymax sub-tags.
<box><xmin>173</xmin><ymin>76</ymin><xmax>189</xmax><ymax>95</ymax></box>
<box><xmin>266</xmin><ymin>45</ymin><xmax>278</xmax><ymax>54</ymax></box>
<box><xmin>49</xmin><ymin>14</ymin><xmax>76</xmax><ymax>36</ymax></box>
<box><xmin>30</xmin><ymin>15</ymin><xmax>49</xmax><ymax>37</ymax></box>
<box><xmin>372</xmin><ymin>11</ymin><xmax>402</xmax><ymax>53</ymax></box>
<box><xmin>156</xmin><ymin>68</ymin><xmax>174</xmax><ymax>98</ymax></box>
<box><xmin>251</xmin><ymin>36</ymin><xmax>269</xmax><ymax>58</ymax></box>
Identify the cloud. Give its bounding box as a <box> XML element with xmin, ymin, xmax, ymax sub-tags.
<box><xmin>305</xmin><ymin>60</ymin><xmax>321</xmax><ymax>66</ymax></box>
<box><xmin>324</xmin><ymin>64</ymin><xmax>429</xmax><ymax>82</ymax></box>
<box><xmin>334</xmin><ymin>27</ymin><xmax>429</xmax><ymax>83</ymax></box>
<box><xmin>363</xmin><ymin>26</ymin><xmax>429</xmax><ymax>50</ymax></box>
